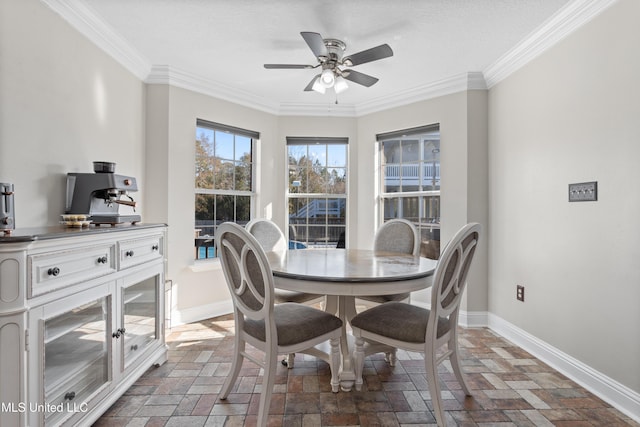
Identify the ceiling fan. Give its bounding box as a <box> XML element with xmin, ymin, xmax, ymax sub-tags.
<box><xmin>264</xmin><ymin>32</ymin><xmax>393</xmax><ymax>94</ymax></box>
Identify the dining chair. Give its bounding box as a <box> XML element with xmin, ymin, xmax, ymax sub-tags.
<box><xmin>216</xmin><ymin>222</ymin><xmax>342</xmax><ymax>427</ymax></box>
<box><xmin>359</xmin><ymin>218</ymin><xmax>420</xmax><ymax>305</ymax></box>
<box><xmin>357</xmin><ymin>218</ymin><xmax>421</xmax><ymax>364</ymax></box>
<box><xmin>351</xmin><ymin>222</ymin><xmax>481</xmax><ymax>427</ymax></box>
<box><xmin>245</xmin><ymin>218</ymin><xmax>324</xmax><ymax>368</ymax></box>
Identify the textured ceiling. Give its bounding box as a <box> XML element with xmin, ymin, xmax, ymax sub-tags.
<box><xmin>77</xmin><ymin>0</ymin><xmax>575</xmax><ymax>113</ymax></box>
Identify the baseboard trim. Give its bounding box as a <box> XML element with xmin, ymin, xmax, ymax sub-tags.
<box><xmin>486</xmin><ymin>312</ymin><xmax>640</xmax><ymax>423</ymax></box>
<box><xmin>459</xmin><ymin>310</ymin><xmax>489</xmax><ymax>327</ymax></box>
<box><xmin>170</xmin><ymin>300</ymin><xmax>233</xmax><ymax>327</ymax></box>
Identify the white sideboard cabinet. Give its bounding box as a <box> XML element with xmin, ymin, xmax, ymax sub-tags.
<box><xmin>0</xmin><ymin>224</ymin><xmax>168</xmax><ymax>426</ymax></box>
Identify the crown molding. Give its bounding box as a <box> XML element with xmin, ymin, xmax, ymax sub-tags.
<box><xmin>40</xmin><ymin>0</ymin><xmax>617</xmax><ymax>115</ymax></box>
<box><xmin>483</xmin><ymin>0</ymin><xmax>619</xmax><ymax>88</ymax></box>
<box><xmin>146</xmin><ymin>67</ymin><xmax>485</xmax><ymax>118</ymax></box>
<box><xmin>145</xmin><ymin>65</ymin><xmax>280</xmax><ymax>115</ymax></box>
<box><xmin>36</xmin><ymin>0</ymin><xmax>486</xmax><ymax>117</ymax></box>
<box><xmin>355</xmin><ymin>72</ymin><xmax>486</xmax><ymax>116</ymax></box>
<box><xmin>40</xmin><ymin>0</ymin><xmax>151</xmax><ymax>80</ymax></box>
<box><xmin>147</xmin><ymin>65</ymin><xmax>356</xmax><ymax>117</ymax></box>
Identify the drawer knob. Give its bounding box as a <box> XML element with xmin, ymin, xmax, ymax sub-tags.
<box><xmin>112</xmin><ymin>327</ymin><xmax>126</xmax><ymax>338</ymax></box>
<box><xmin>131</xmin><ymin>344</ymin><xmax>138</xmax><ymax>351</ymax></box>
<box><xmin>152</xmin><ymin>244</ymin><xmax>159</xmax><ymax>251</ymax></box>
<box><xmin>125</xmin><ymin>250</ymin><xmax>134</xmax><ymax>257</ymax></box>
<box><xmin>47</xmin><ymin>267</ymin><xmax>60</xmax><ymax>277</ymax></box>
<box><xmin>97</xmin><ymin>256</ymin><xmax>108</xmax><ymax>264</ymax></box>
<box><xmin>64</xmin><ymin>391</ymin><xmax>76</xmax><ymax>401</ymax></box>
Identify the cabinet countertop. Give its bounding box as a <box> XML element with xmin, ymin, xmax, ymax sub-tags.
<box><xmin>0</xmin><ymin>223</ymin><xmax>167</xmax><ymax>244</ymax></box>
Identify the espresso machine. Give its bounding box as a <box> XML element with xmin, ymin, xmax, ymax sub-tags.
<box><xmin>1</xmin><ymin>183</ymin><xmax>15</xmax><ymax>234</ymax></box>
<box><xmin>65</xmin><ymin>162</ymin><xmax>141</xmax><ymax>225</ymax></box>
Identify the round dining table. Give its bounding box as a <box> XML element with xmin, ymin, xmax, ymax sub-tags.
<box><xmin>266</xmin><ymin>248</ymin><xmax>437</xmax><ymax>391</ymax></box>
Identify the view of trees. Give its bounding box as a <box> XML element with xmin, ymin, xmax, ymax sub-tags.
<box><xmin>288</xmin><ymin>154</ymin><xmax>346</xmax><ymax>194</ymax></box>
<box><xmin>287</xmin><ymin>144</ymin><xmax>347</xmax><ymax>247</ymax></box>
<box><xmin>287</xmin><ymin>145</ymin><xmax>346</xmax><ymax>192</ymax></box>
<box><xmin>195</xmin><ymin>129</ymin><xmax>252</xmax><ymax>227</ymax></box>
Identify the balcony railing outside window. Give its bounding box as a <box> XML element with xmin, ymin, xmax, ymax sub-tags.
<box><xmin>378</xmin><ymin>125</ymin><xmax>441</xmax><ymax>259</ymax></box>
<box><xmin>383</xmin><ymin>163</ymin><xmax>440</xmax><ymax>192</ymax></box>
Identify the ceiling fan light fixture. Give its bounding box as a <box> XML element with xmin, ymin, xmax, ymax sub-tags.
<box><xmin>311</xmin><ymin>76</ymin><xmax>326</xmax><ymax>94</ymax></box>
<box><xmin>320</xmin><ymin>69</ymin><xmax>335</xmax><ymax>88</ymax></box>
<box><xmin>334</xmin><ymin>77</ymin><xmax>349</xmax><ymax>94</ymax></box>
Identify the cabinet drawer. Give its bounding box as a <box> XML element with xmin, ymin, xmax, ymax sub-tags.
<box><xmin>29</xmin><ymin>245</ymin><xmax>116</xmax><ymax>297</ymax></box>
<box><xmin>118</xmin><ymin>234</ymin><xmax>163</xmax><ymax>270</ymax></box>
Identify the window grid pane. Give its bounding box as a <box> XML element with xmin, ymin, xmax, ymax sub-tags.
<box><xmin>195</xmin><ymin>123</ymin><xmax>256</xmax><ymax>260</ymax></box>
<box><xmin>379</xmin><ymin>126</ymin><xmax>440</xmax><ymax>259</ymax></box>
<box><xmin>287</xmin><ymin>140</ymin><xmax>347</xmax><ymax>249</ymax></box>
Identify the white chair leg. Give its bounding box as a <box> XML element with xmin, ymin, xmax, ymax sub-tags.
<box><xmin>425</xmin><ymin>356</ymin><xmax>446</xmax><ymax>427</ymax></box>
<box><xmin>258</xmin><ymin>351</ymin><xmax>277</xmax><ymax>427</ymax></box>
<box><xmin>353</xmin><ymin>337</ymin><xmax>365</xmax><ymax>391</ymax></box>
<box><xmin>449</xmin><ymin>338</ymin><xmax>471</xmax><ymax>396</ymax></box>
<box><xmin>329</xmin><ymin>337</ymin><xmax>341</xmax><ymax>393</ymax></box>
<box><xmin>220</xmin><ymin>337</ymin><xmax>244</xmax><ymax>399</ymax></box>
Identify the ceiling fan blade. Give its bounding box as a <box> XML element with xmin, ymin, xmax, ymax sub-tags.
<box><xmin>342</xmin><ymin>69</ymin><xmax>379</xmax><ymax>87</ymax></box>
<box><xmin>343</xmin><ymin>44</ymin><xmax>393</xmax><ymax>66</ymax></box>
<box><xmin>304</xmin><ymin>75</ymin><xmax>321</xmax><ymax>91</ymax></box>
<box><xmin>264</xmin><ymin>64</ymin><xmax>314</xmax><ymax>69</ymax></box>
<box><xmin>301</xmin><ymin>31</ymin><xmax>328</xmax><ymax>58</ymax></box>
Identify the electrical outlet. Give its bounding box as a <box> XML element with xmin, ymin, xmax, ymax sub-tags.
<box><xmin>516</xmin><ymin>285</ymin><xmax>525</xmax><ymax>302</ymax></box>
<box><xmin>569</xmin><ymin>181</ymin><xmax>597</xmax><ymax>202</ymax></box>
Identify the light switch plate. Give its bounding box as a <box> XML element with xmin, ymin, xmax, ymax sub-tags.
<box><xmin>569</xmin><ymin>181</ymin><xmax>597</xmax><ymax>202</ymax></box>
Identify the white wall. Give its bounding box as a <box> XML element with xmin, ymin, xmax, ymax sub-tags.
<box><xmin>145</xmin><ymin>85</ymin><xmax>279</xmax><ymax>322</ymax></box>
<box><xmin>488</xmin><ymin>0</ymin><xmax>640</xmax><ymax>392</ymax></box>
<box><xmin>356</xmin><ymin>91</ymin><xmax>489</xmax><ymax>309</ymax></box>
<box><xmin>0</xmin><ymin>0</ymin><xmax>146</xmax><ymax>226</ymax></box>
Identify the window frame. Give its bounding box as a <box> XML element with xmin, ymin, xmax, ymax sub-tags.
<box><xmin>377</xmin><ymin>124</ymin><xmax>441</xmax><ymax>259</ymax></box>
<box><xmin>286</xmin><ymin>136</ymin><xmax>348</xmax><ymax>249</ymax></box>
<box><xmin>194</xmin><ymin>119</ymin><xmax>258</xmax><ymax>261</ymax></box>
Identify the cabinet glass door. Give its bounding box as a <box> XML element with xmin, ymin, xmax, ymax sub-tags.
<box><xmin>44</xmin><ymin>297</ymin><xmax>109</xmax><ymax>425</ymax></box>
<box><xmin>122</xmin><ymin>275</ymin><xmax>158</xmax><ymax>368</ymax></box>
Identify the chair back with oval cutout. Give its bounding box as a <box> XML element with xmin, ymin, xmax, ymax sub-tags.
<box><xmin>217</xmin><ymin>222</ymin><xmax>275</xmax><ymax>323</ymax></box>
<box><xmin>429</xmin><ymin>222</ymin><xmax>481</xmax><ymax>338</ymax></box>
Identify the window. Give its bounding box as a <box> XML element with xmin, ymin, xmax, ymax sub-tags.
<box><xmin>378</xmin><ymin>124</ymin><xmax>441</xmax><ymax>259</ymax></box>
<box><xmin>287</xmin><ymin>137</ymin><xmax>347</xmax><ymax>249</ymax></box>
<box><xmin>195</xmin><ymin>119</ymin><xmax>257</xmax><ymax>260</ymax></box>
